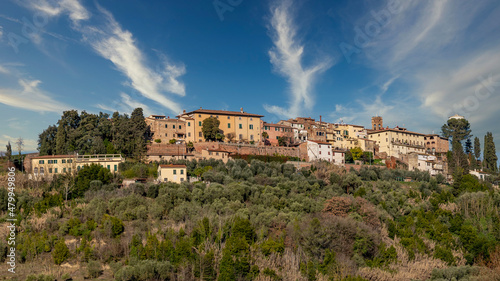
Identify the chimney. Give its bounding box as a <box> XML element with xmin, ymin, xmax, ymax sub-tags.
<box><xmin>200</xmin><ymin>107</ymin><xmax>202</xmax><ymax>109</ymax></box>
<box><xmin>320</xmin><ymin>115</ymin><xmax>322</xmax><ymax>124</ymax></box>
<box><xmin>240</xmin><ymin>107</ymin><xmax>243</xmax><ymax>113</ymax></box>
<box><xmin>183</xmin><ymin>109</ymin><xmax>186</xmax><ymax>114</ymax></box>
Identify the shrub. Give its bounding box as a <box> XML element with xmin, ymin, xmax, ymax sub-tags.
<box><xmin>25</xmin><ymin>274</ymin><xmax>55</xmax><ymax>281</ymax></box>
<box><xmin>52</xmin><ymin>239</ymin><xmax>70</xmax><ymax>265</ymax></box>
<box><xmin>87</xmin><ymin>260</ymin><xmax>103</xmax><ymax>278</ymax></box>
<box><xmin>103</xmin><ymin>215</ymin><xmax>125</xmax><ymax>238</ymax></box>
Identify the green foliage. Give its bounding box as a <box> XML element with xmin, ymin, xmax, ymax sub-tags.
<box><xmin>350</xmin><ymin>147</ymin><xmax>363</xmax><ymax>161</ymax></box>
<box><xmin>34</xmin><ymin>193</ymin><xmax>63</xmax><ymax>214</ymax></box>
<box><xmin>102</xmin><ymin>215</ymin><xmax>125</xmax><ymax>238</ymax></box>
<box><xmin>261</xmin><ymin>237</ymin><xmax>285</xmax><ymax>256</ymax></box>
<box><xmin>25</xmin><ymin>274</ymin><xmax>56</xmax><ymax>281</ymax></box>
<box><xmin>483</xmin><ymin>132</ymin><xmax>498</xmax><ymax>173</ymax></box>
<box><xmin>74</xmin><ymin>164</ymin><xmax>113</xmax><ymax>198</ymax></box>
<box><xmin>114</xmin><ymin>260</ymin><xmax>173</xmax><ymax>281</ymax></box>
<box><xmin>87</xmin><ymin>260</ymin><xmax>103</xmax><ymax>278</ymax></box>
<box><xmin>154</xmin><ymin>139</ymin><xmax>161</xmax><ymax>143</ymax></box>
<box><xmin>52</xmin><ymin>238</ymin><xmax>70</xmax><ymax>265</ymax></box>
<box><xmin>202</xmin><ymin>117</ymin><xmax>223</xmax><ymax>141</ymax></box>
<box><xmin>169</xmin><ymin>139</ymin><xmax>176</xmax><ymax>144</ymax></box>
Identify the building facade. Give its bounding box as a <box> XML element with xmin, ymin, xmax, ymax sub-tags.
<box><xmin>31</xmin><ymin>154</ymin><xmax>125</xmax><ymax>179</ymax></box>
<box><xmin>145</xmin><ymin>115</ymin><xmax>187</xmax><ymax>143</ymax></box>
<box><xmin>261</xmin><ymin>122</ymin><xmax>294</xmax><ymax>146</ymax></box>
<box><xmin>178</xmin><ymin>108</ymin><xmax>263</xmax><ymax>143</ymax></box>
<box><xmin>306</xmin><ymin>140</ymin><xmax>333</xmax><ymax>162</ymax></box>
<box><xmin>201</xmin><ymin>149</ymin><xmax>231</xmax><ymax>163</ymax></box>
<box><xmin>368</xmin><ymin>127</ymin><xmax>426</xmax><ymax>158</ymax></box>
<box><xmin>424</xmin><ymin>134</ymin><xmax>449</xmax><ymax>154</ymax></box>
<box><xmin>157</xmin><ymin>164</ymin><xmax>187</xmax><ymax>183</ymax></box>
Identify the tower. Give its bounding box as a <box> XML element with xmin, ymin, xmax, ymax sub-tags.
<box><xmin>372</xmin><ymin>116</ymin><xmax>383</xmax><ymax>130</ymax></box>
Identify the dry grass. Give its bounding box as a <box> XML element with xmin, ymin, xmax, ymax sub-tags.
<box><xmin>359</xmin><ymin>236</ymin><xmax>448</xmax><ymax>281</ymax></box>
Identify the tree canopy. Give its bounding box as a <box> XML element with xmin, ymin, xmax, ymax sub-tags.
<box><xmin>202</xmin><ymin>117</ymin><xmax>224</xmax><ymax>142</ymax></box>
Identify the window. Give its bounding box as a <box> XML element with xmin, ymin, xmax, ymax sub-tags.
<box><xmin>199</xmin><ymin>132</ymin><xmax>202</xmax><ymax>137</ymax></box>
<box><xmin>39</xmin><ymin>160</ymin><xmax>44</xmax><ymax>164</ymax></box>
<box><xmin>173</xmin><ymin>125</ymin><xmax>176</xmax><ymax>129</ymax></box>
<box><xmin>250</xmin><ymin>117</ymin><xmax>253</xmax><ymax>121</ymax></box>
<box><xmin>239</xmin><ymin>124</ymin><xmax>242</xmax><ymax>129</ymax></box>
<box><xmin>173</xmin><ymin>169</ymin><xmax>177</xmax><ymax>175</ymax></box>
<box><xmin>68</xmin><ymin>159</ymin><xmax>72</xmax><ymax>163</ymax></box>
<box><xmin>68</xmin><ymin>168</ymin><xmax>71</xmax><ymax>173</ymax></box>
<box><xmin>62</xmin><ymin>159</ymin><xmax>66</xmax><ymax>164</ymax></box>
<box><xmin>199</xmin><ymin>121</ymin><xmax>202</xmax><ymax>126</ymax></box>
<box><xmin>107</xmin><ymin>165</ymin><xmax>110</xmax><ymax>170</ymax></box>
<box><xmin>114</xmin><ymin>165</ymin><xmax>117</xmax><ymax>172</ymax></box>
<box><xmin>49</xmin><ymin>168</ymin><xmax>53</xmax><ymax>173</ymax></box>
<box><xmin>77</xmin><ymin>166</ymin><xmax>81</xmax><ymax>171</ymax></box>
<box><xmin>228</xmin><ymin>123</ymin><xmax>231</xmax><ymax>128</ymax></box>
<box><xmin>216</xmin><ymin>152</ymin><xmax>219</xmax><ymax>156</ymax></box>
<box><xmin>239</xmin><ymin>117</ymin><xmax>242</xmax><ymax>120</ymax></box>
<box><xmin>276</xmin><ymin>136</ymin><xmax>279</xmax><ymax>140</ymax></box>
<box><xmin>179</xmin><ymin>125</ymin><xmax>182</xmax><ymax>129</ymax></box>
<box><xmin>48</xmin><ymin>160</ymin><xmax>52</xmax><ymax>164</ymax></box>
<box><xmin>188</xmin><ymin>122</ymin><xmax>191</xmax><ymax>127</ymax></box>
<box><xmin>34</xmin><ymin>167</ymin><xmax>38</xmax><ymax>174</ymax></box>
<box><xmin>227</xmin><ymin>116</ymin><xmax>230</xmax><ymax>119</ymax></box>
<box><xmin>165</xmin><ymin>133</ymin><xmax>168</xmax><ymax>137</ymax></box>
<box><xmin>275</xmin><ymin>127</ymin><xmax>279</xmax><ymax>131</ymax></box>
<box><xmin>239</xmin><ymin>134</ymin><xmax>243</xmax><ymax>140</ymax></box>
<box><xmin>165</xmin><ymin>124</ymin><xmax>168</xmax><ymax>128</ymax></box>
<box><xmin>180</xmin><ymin>178</ymin><xmax>184</xmax><ymax>182</ymax></box>
<box><xmin>54</xmin><ymin>168</ymin><xmax>58</xmax><ymax>174</ymax></box>
<box><xmin>250</xmin><ymin>135</ymin><xmax>254</xmax><ymax>140</ymax></box>
<box><xmin>188</xmin><ymin>132</ymin><xmax>191</xmax><ymax>137</ymax></box>
<box><xmin>63</xmin><ymin>168</ymin><xmax>66</xmax><ymax>173</ymax></box>
<box><xmin>181</xmin><ymin>169</ymin><xmax>184</xmax><ymax>175</ymax></box>
<box><xmin>249</xmin><ymin>124</ymin><xmax>253</xmax><ymax>130</ymax></box>
<box><xmin>198</xmin><ymin>114</ymin><xmax>201</xmax><ymax>117</ymax></box>
<box><xmin>40</xmin><ymin>167</ymin><xmax>44</xmax><ymax>174</ymax></box>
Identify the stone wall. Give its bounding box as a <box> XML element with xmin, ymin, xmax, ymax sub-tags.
<box><xmin>193</xmin><ymin>142</ymin><xmax>308</xmax><ymax>160</ymax></box>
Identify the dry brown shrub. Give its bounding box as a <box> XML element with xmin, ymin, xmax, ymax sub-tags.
<box><xmin>312</xmin><ymin>161</ymin><xmax>346</xmax><ymax>184</ymax></box>
<box><xmin>359</xmin><ymin>236</ymin><xmax>448</xmax><ymax>281</ymax></box>
<box><xmin>27</xmin><ymin>211</ymin><xmax>57</xmax><ymax>232</ymax></box>
<box><xmin>323</xmin><ymin>196</ymin><xmax>381</xmax><ymax>229</ymax></box>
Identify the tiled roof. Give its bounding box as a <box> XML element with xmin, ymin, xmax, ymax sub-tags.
<box><xmin>367</xmin><ymin>128</ymin><xmax>427</xmax><ymax>136</ymax></box>
<box><xmin>308</xmin><ymin>140</ymin><xmax>331</xmax><ymax>145</ymax></box>
<box><xmin>181</xmin><ymin>109</ymin><xmax>264</xmax><ymax>118</ymax></box>
<box><xmin>31</xmin><ymin>155</ymin><xmax>74</xmax><ymax>159</ymax></box>
<box><xmin>159</xmin><ymin>164</ymin><xmax>187</xmax><ymax>168</ymax></box>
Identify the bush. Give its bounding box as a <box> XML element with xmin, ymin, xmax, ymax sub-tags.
<box><xmin>103</xmin><ymin>215</ymin><xmax>124</xmax><ymax>238</ymax></box>
<box><xmin>87</xmin><ymin>260</ymin><xmax>103</xmax><ymax>278</ymax></box>
<box><xmin>25</xmin><ymin>274</ymin><xmax>55</xmax><ymax>281</ymax></box>
<box><xmin>429</xmin><ymin>266</ymin><xmax>480</xmax><ymax>280</ymax></box>
<box><xmin>52</xmin><ymin>239</ymin><xmax>70</xmax><ymax>265</ymax></box>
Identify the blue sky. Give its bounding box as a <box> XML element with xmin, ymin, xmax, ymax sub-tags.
<box><xmin>0</xmin><ymin>0</ymin><xmax>499</xmax><ymax>156</ymax></box>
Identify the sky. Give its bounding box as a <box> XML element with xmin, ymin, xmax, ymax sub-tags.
<box><xmin>0</xmin><ymin>0</ymin><xmax>499</xmax><ymax>158</ymax></box>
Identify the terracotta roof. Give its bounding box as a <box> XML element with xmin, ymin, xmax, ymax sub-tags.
<box><xmin>263</xmin><ymin>122</ymin><xmax>293</xmax><ymax>129</ymax></box>
<box><xmin>367</xmin><ymin>128</ymin><xmax>427</xmax><ymax>136</ymax></box>
<box><xmin>31</xmin><ymin>155</ymin><xmax>74</xmax><ymax>159</ymax></box>
<box><xmin>308</xmin><ymin>140</ymin><xmax>331</xmax><ymax>145</ymax></box>
<box><xmin>332</xmin><ymin>150</ymin><xmax>346</xmax><ymax>153</ymax></box>
<box><xmin>181</xmin><ymin>109</ymin><xmax>264</xmax><ymax>118</ymax></box>
<box><xmin>159</xmin><ymin>164</ymin><xmax>187</xmax><ymax>168</ymax></box>
<box><xmin>148</xmin><ymin>152</ymin><xmax>194</xmax><ymax>156</ymax></box>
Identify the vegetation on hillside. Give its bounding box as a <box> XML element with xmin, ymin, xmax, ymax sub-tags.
<box><xmin>1</xmin><ymin>158</ymin><xmax>499</xmax><ymax>280</ymax></box>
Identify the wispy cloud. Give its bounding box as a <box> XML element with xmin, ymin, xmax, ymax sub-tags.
<box><xmin>23</xmin><ymin>0</ymin><xmax>90</xmax><ymax>25</ymax></box>
<box><xmin>96</xmin><ymin>93</ymin><xmax>152</xmax><ymax>116</ymax></box>
<box><xmin>264</xmin><ymin>0</ymin><xmax>333</xmax><ymax>118</ymax></box>
<box><xmin>0</xmin><ymin>79</ymin><xmax>72</xmax><ymax>113</ymax></box>
<box><xmin>0</xmin><ymin>25</ymin><xmax>3</xmax><ymax>40</ymax></box>
<box><xmin>23</xmin><ymin>0</ymin><xmax>187</xmax><ymax>115</ymax></box>
<box><xmin>0</xmin><ymin>65</ymin><xmax>9</xmax><ymax>74</ymax></box>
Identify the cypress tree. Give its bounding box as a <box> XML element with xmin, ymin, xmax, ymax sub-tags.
<box><xmin>6</xmin><ymin>142</ymin><xmax>12</xmax><ymax>161</ymax></box>
<box><xmin>483</xmin><ymin>132</ymin><xmax>498</xmax><ymax>173</ymax></box>
<box><xmin>474</xmin><ymin>137</ymin><xmax>481</xmax><ymax>160</ymax></box>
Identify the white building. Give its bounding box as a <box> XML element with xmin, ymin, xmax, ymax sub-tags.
<box><xmin>408</xmin><ymin>153</ymin><xmax>443</xmax><ymax>176</ymax></box>
<box><xmin>470</xmin><ymin>170</ymin><xmax>490</xmax><ymax>181</ymax></box>
<box><xmin>306</xmin><ymin>140</ymin><xmax>333</xmax><ymax>162</ymax></box>
<box><xmin>332</xmin><ymin>150</ymin><xmax>345</xmax><ymax>166</ymax></box>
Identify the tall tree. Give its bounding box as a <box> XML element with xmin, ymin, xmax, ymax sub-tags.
<box><xmin>474</xmin><ymin>137</ymin><xmax>481</xmax><ymax>160</ymax></box>
<box><xmin>465</xmin><ymin>138</ymin><xmax>472</xmax><ymax>154</ymax></box>
<box><xmin>16</xmin><ymin>137</ymin><xmax>24</xmax><ymax>157</ymax></box>
<box><xmin>442</xmin><ymin>118</ymin><xmax>471</xmax><ymax>176</ymax></box>
<box><xmin>441</xmin><ymin>118</ymin><xmax>471</xmax><ymax>143</ymax></box>
<box><xmin>38</xmin><ymin>125</ymin><xmax>58</xmax><ymax>156</ymax></box>
<box><xmin>6</xmin><ymin>141</ymin><xmax>12</xmax><ymax>161</ymax></box>
<box><xmin>483</xmin><ymin>132</ymin><xmax>498</xmax><ymax>173</ymax></box>
<box><xmin>56</xmin><ymin>110</ymin><xmax>81</xmax><ymax>154</ymax></box>
<box><xmin>130</xmin><ymin>108</ymin><xmax>150</xmax><ymax>159</ymax></box>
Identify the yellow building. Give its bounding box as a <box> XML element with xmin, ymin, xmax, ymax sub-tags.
<box><xmin>368</xmin><ymin>127</ymin><xmax>426</xmax><ymax>158</ymax></box>
<box><xmin>178</xmin><ymin>107</ymin><xmax>264</xmax><ymax>143</ymax></box>
<box><xmin>31</xmin><ymin>154</ymin><xmax>125</xmax><ymax>179</ymax></box>
<box><xmin>157</xmin><ymin>164</ymin><xmax>187</xmax><ymax>183</ymax></box>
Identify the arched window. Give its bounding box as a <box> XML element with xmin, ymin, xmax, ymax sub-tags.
<box><xmin>34</xmin><ymin>167</ymin><xmax>38</xmax><ymax>174</ymax></box>
<box><xmin>40</xmin><ymin>167</ymin><xmax>44</xmax><ymax>174</ymax></box>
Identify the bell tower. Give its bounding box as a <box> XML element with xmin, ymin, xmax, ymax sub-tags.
<box><xmin>371</xmin><ymin>116</ymin><xmax>383</xmax><ymax>130</ymax></box>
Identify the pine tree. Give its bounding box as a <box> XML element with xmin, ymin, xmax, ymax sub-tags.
<box><xmin>465</xmin><ymin>138</ymin><xmax>472</xmax><ymax>154</ymax></box>
<box><xmin>130</xmin><ymin>108</ymin><xmax>149</xmax><ymax>159</ymax></box>
<box><xmin>483</xmin><ymin>132</ymin><xmax>498</xmax><ymax>173</ymax></box>
<box><xmin>441</xmin><ymin>118</ymin><xmax>471</xmax><ymax>143</ymax></box>
<box><xmin>442</xmin><ymin>118</ymin><xmax>472</xmax><ymax>176</ymax></box>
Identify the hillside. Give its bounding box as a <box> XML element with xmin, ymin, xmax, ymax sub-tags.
<box><xmin>0</xmin><ymin>159</ymin><xmax>499</xmax><ymax>281</ymax></box>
